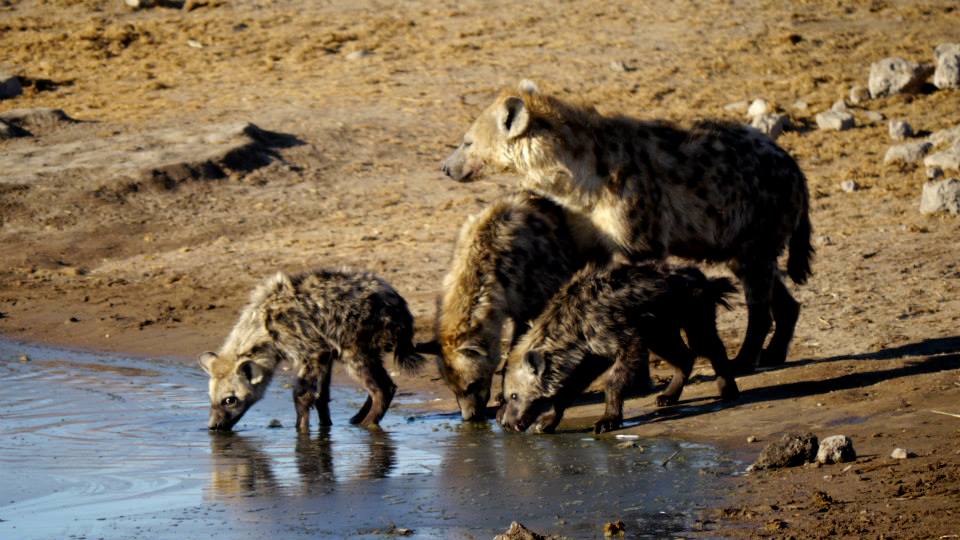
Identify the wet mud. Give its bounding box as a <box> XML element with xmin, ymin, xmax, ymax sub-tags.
<box><xmin>0</xmin><ymin>340</ymin><xmax>736</xmax><ymax>539</ymax></box>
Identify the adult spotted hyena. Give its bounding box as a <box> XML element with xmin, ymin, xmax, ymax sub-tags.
<box><xmin>498</xmin><ymin>261</ymin><xmax>739</xmax><ymax>434</ymax></box>
<box><xmin>199</xmin><ymin>269</ymin><xmax>423</xmax><ymax>431</ymax></box>
<box><xmin>427</xmin><ymin>191</ymin><xmax>589</xmax><ymax>421</ymax></box>
<box><xmin>441</xmin><ymin>82</ymin><xmax>813</xmax><ymax>372</ymax></box>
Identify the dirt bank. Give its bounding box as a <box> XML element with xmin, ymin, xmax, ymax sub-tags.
<box><xmin>2</xmin><ymin>0</ymin><xmax>959</xmax><ymax>537</ymax></box>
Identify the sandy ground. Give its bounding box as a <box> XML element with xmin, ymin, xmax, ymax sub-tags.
<box><xmin>2</xmin><ymin>0</ymin><xmax>959</xmax><ymax>537</ymax></box>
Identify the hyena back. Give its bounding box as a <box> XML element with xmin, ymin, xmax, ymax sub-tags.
<box><xmin>199</xmin><ymin>269</ymin><xmax>423</xmax><ymax>431</ymax></box>
<box><xmin>442</xmin><ymin>83</ymin><xmax>813</xmax><ymax>373</ymax></box>
<box><xmin>499</xmin><ymin>261</ymin><xmax>739</xmax><ymax>434</ymax></box>
<box><xmin>433</xmin><ymin>192</ymin><xmax>587</xmax><ymax>421</ymax></box>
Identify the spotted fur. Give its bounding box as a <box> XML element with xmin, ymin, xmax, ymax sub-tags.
<box><xmin>499</xmin><ymin>261</ymin><xmax>739</xmax><ymax>434</ymax></box>
<box><xmin>442</xmin><ymin>83</ymin><xmax>813</xmax><ymax>372</ymax></box>
<box><xmin>199</xmin><ymin>269</ymin><xmax>423</xmax><ymax>431</ymax></box>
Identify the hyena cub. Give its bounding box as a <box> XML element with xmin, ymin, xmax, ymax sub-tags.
<box><xmin>428</xmin><ymin>192</ymin><xmax>589</xmax><ymax>421</ymax></box>
<box><xmin>199</xmin><ymin>269</ymin><xmax>423</xmax><ymax>431</ymax></box>
<box><xmin>499</xmin><ymin>261</ymin><xmax>739</xmax><ymax>435</ymax></box>
<box><xmin>442</xmin><ymin>81</ymin><xmax>813</xmax><ymax>373</ymax></box>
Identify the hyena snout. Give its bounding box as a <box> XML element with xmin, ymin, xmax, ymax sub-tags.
<box><xmin>440</xmin><ymin>147</ymin><xmax>475</xmax><ymax>182</ymax></box>
<box><xmin>208</xmin><ymin>407</ymin><xmax>243</xmax><ymax>431</ymax></box>
<box><xmin>456</xmin><ymin>387</ymin><xmax>491</xmax><ymax>422</ymax></box>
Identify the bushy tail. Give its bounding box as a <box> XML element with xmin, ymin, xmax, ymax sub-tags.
<box><xmin>703</xmin><ymin>277</ymin><xmax>738</xmax><ymax>311</ymax></box>
<box><xmin>787</xmin><ymin>208</ymin><xmax>814</xmax><ymax>285</ymax></box>
<box><xmin>394</xmin><ymin>338</ymin><xmax>425</xmax><ymax>373</ymax></box>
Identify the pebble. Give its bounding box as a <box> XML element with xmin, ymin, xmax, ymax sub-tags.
<box><xmin>747</xmin><ymin>98</ymin><xmax>770</xmax><ymax>118</ymax></box>
<box><xmin>848</xmin><ymin>85</ymin><xmax>870</xmax><ymax>105</ymax></box>
<box><xmin>840</xmin><ymin>180</ymin><xmax>858</xmax><ymax>193</ymax></box>
<box><xmin>816</xmin><ymin>110</ymin><xmax>854</xmax><ymax>131</ymax></box>
<box><xmin>0</xmin><ymin>72</ymin><xmax>22</xmax><ymax>100</ymax></box>
<box><xmin>924</xmin><ymin>146</ymin><xmax>960</xmax><ymax>173</ymax></box>
<box><xmin>346</xmin><ymin>49</ymin><xmax>373</xmax><ymax>61</ymax></box>
<box><xmin>919</xmin><ymin>178</ymin><xmax>960</xmax><ymax>215</ymax></box>
<box><xmin>608</xmin><ymin>60</ymin><xmax>632</xmax><ymax>73</ymax></box>
<box><xmin>890</xmin><ymin>447</ymin><xmax>911</xmax><ymax>459</ymax></box>
<box><xmin>888</xmin><ymin>120</ymin><xmax>913</xmax><ymax>141</ymax></box>
<box><xmin>751</xmin><ymin>432</ymin><xmax>818</xmax><ymax>470</ymax></box>
<box><xmin>831</xmin><ymin>99</ymin><xmax>849</xmax><ymax>112</ymax></box>
<box><xmin>791</xmin><ymin>100</ymin><xmax>809</xmax><ymax>111</ymax></box>
<box><xmin>883</xmin><ymin>141</ymin><xmax>933</xmax><ymax>165</ymax></box>
<box><xmin>267</xmin><ymin>419</ymin><xmax>283</xmax><ymax>428</ymax></box>
<box><xmin>19</xmin><ymin>354</ymin><xmax>30</xmax><ymax>363</ymax></box>
<box><xmin>861</xmin><ymin>110</ymin><xmax>885</xmax><ymax>124</ymax></box>
<box><xmin>751</xmin><ymin>113</ymin><xmax>788</xmax><ymax>140</ymax></box>
<box><xmin>747</xmin><ymin>435</ymin><xmax>759</xmax><ymax>443</ymax></box>
<box><xmin>816</xmin><ymin>435</ymin><xmax>857</xmax><ymax>464</ymax></box>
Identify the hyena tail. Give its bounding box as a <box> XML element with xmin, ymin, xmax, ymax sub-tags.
<box><xmin>703</xmin><ymin>277</ymin><xmax>738</xmax><ymax>311</ymax></box>
<box><xmin>787</xmin><ymin>209</ymin><xmax>814</xmax><ymax>285</ymax></box>
<box><xmin>394</xmin><ymin>339</ymin><xmax>426</xmax><ymax>373</ymax></box>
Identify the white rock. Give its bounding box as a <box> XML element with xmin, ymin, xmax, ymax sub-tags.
<box><xmin>920</xmin><ymin>178</ymin><xmax>960</xmax><ymax>215</ymax></box>
<box><xmin>816</xmin><ymin>110</ymin><xmax>854</xmax><ymax>131</ymax></box>
<box><xmin>849</xmin><ymin>85</ymin><xmax>870</xmax><ymax>105</ymax></box>
<box><xmin>884</xmin><ymin>141</ymin><xmax>932</xmax><ymax>165</ymax></box>
<box><xmin>346</xmin><ymin>49</ymin><xmax>372</xmax><ymax>61</ymax></box>
<box><xmin>888</xmin><ymin>120</ymin><xmax>913</xmax><ymax>141</ymax></box>
<box><xmin>0</xmin><ymin>72</ymin><xmax>21</xmax><ymax>100</ymax></box>
<box><xmin>868</xmin><ymin>57</ymin><xmax>931</xmax><ymax>98</ymax></box>
<box><xmin>933</xmin><ymin>43</ymin><xmax>960</xmax><ymax>90</ymax></box>
<box><xmin>926</xmin><ymin>167</ymin><xmax>944</xmax><ymax>180</ymax></box>
<box><xmin>747</xmin><ymin>98</ymin><xmax>770</xmax><ymax>118</ymax></box>
<box><xmin>929</xmin><ymin>125</ymin><xmax>960</xmax><ymax>148</ymax></box>
<box><xmin>816</xmin><ymin>435</ymin><xmax>856</xmax><ymax>464</ymax></box>
<box><xmin>751</xmin><ymin>113</ymin><xmax>789</xmax><ymax>140</ymax></box>
<box><xmin>840</xmin><ymin>180</ymin><xmax>858</xmax><ymax>193</ymax></box>
<box><xmin>924</xmin><ymin>145</ymin><xmax>960</xmax><ymax>172</ymax></box>
<box><xmin>792</xmin><ymin>100</ymin><xmax>809</xmax><ymax>111</ymax></box>
<box><xmin>831</xmin><ymin>99</ymin><xmax>849</xmax><ymax>112</ymax></box>
<box><xmin>890</xmin><ymin>447</ymin><xmax>911</xmax><ymax>459</ymax></box>
<box><xmin>861</xmin><ymin>110</ymin><xmax>885</xmax><ymax>124</ymax></box>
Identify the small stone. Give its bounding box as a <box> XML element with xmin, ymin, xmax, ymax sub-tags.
<box><xmin>346</xmin><ymin>50</ymin><xmax>372</xmax><ymax>61</ymax></box>
<box><xmin>751</xmin><ymin>113</ymin><xmax>789</xmax><ymax>140</ymax></box>
<box><xmin>494</xmin><ymin>521</ymin><xmax>549</xmax><ymax>540</ymax></box>
<box><xmin>0</xmin><ymin>72</ymin><xmax>22</xmax><ymax>100</ymax></box>
<box><xmin>868</xmin><ymin>57</ymin><xmax>933</xmax><ymax>98</ymax></box>
<box><xmin>815</xmin><ymin>235</ymin><xmax>833</xmax><ymax>246</ymax></box>
<box><xmin>792</xmin><ymin>100</ymin><xmax>809</xmax><ymax>111</ymax></box>
<box><xmin>924</xmin><ymin>145</ymin><xmax>960</xmax><ymax>173</ymax></box>
<box><xmin>66</xmin><ymin>316</ymin><xmax>80</xmax><ymax>324</ymax></box>
<box><xmin>186</xmin><ymin>39</ymin><xmax>203</xmax><ymax>49</ymax></box>
<box><xmin>889</xmin><ymin>120</ymin><xmax>913</xmax><ymax>141</ymax></box>
<box><xmin>603</xmin><ymin>520</ymin><xmax>626</xmax><ymax>537</ymax></box>
<box><xmin>609</xmin><ymin>60</ymin><xmax>632</xmax><ymax>73</ymax></box>
<box><xmin>933</xmin><ymin>43</ymin><xmax>960</xmax><ymax>90</ymax></box>
<box><xmin>751</xmin><ymin>432</ymin><xmax>818</xmax><ymax>470</ymax></box>
<box><xmin>816</xmin><ymin>435</ymin><xmax>857</xmax><ymax>464</ymax></box>
<box><xmin>884</xmin><ymin>141</ymin><xmax>933</xmax><ymax>165</ymax></box>
<box><xmin>747</xmin><ymin>98</ymin><xmax>770</xmax><ymax>118</ymax></box>
<box><xmin>19</xmin><ymin>354</ymin><xmax>29</xmax><ymax>363</ymax></box>
<box><xmin>861</xmin><ymin>110</ymin><xmax>885</xmax><ymax>124</ymax></box>
<box><xmin>723</xmin><ymin>101</ymin><xmax>749</xmax><ymax>113</ymax></box>
<box><xmin>840</xmin><ymin>180</ymin><xmax>858</xmax><ymax>192</ymax></box>
<box><xmin>747</xmin><ymin>435</ymin><xmax>759</xmax><ymax>443</ymax></box>
<box><xmin>849</xmin><ymin>85</ymin><xmax>870</xmax><ymax>105</ymax></box>
<box><xmin>919</xmin><ymin>178</ymin><xmax>960</xmax><ymax>215</ymax></box>
<box><xmin>816</xmin><ymin>110</ymin><xmax>854</xmax><ymax>131</ymax></box>
<box><xmin>929</xmin><ymin>125</ymin><xmax>960</xmax><ymax>148</ymax></box>
<box><xmin>124</xmin><ymin>0</ymin><xmax>154</xmax><ymax>7</ymax></box>
<box><xmin>267</xmin><ymin>419</ymin><xmax>283</xmax><ymax>428</ymax></box>
<box><xmin>926</xmin><ymin>167</ymin><xmax>944</xmax><ymax>180</ymax></box>
<box><xmin>890</xmin><ymin>447</ymin><xmax>912</xmax><ymax>459</ymax></box>
<box><xmin>831</xmin><ymin>99</ymin><xmax>849</xmax><ymax>112</ymax></box>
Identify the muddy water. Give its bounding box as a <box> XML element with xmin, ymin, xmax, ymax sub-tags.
<box><xmin>0</xmin><ymin>340</ymin><xmax>736</xmax><ymax>539</ymax></box>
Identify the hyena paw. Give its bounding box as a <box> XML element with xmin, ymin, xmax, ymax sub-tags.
<box><xmin>655</xmin><ymin>394</ymin><xmax>678</xmax><ymax>407</ymax></box>
<box><xmin>758</xmin><ymin>348</ymin><xmax>787</xmax><ymax>367</ymax></box>
<box><xmin>593</xmin><ymin>416</ymin><xmax>623</xmax><ymax>434</ymax></box>
<box><xmin>719</xmin><ymin>382</ymin><xmax>741</xmax><ymax>402</ymax></box>
<box><xmin>348</xmin><ymin>412</ymin><xmax>365</xmax><ymax>425</ymax></box>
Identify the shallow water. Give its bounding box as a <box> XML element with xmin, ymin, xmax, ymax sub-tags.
<box><xmin>0</xmin><ymin>340</ymin><xmax>735</xmax><ymax>539</ymax></box>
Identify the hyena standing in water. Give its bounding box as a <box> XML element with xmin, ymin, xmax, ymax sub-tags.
<box><xmin>426</xmin><ymin>191</ymin><xmax>594</xmax><ymax>421</ymax></box>
<box><xmin>499</xmin><ymin>261</ymin><xmax>739</xmax><ymax>434</ymax></box>
<box><xmin>199</xmin><ymin>269</ymin><xmax>423</xmax><ymax>431</ymax></box>
<box><xmin>441</xmin><ymin>82</ymin><xmax>813</xmax><ymax>373</ymax></box>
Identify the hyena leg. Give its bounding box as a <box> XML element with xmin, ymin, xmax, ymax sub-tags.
<box><xmin>684</xmin><ymin>315</ymin><xmax>740</xmax><ymax>402</ymax></box>
<box><xmin>647</xmin><ymin>330</ymin><xmax>696</xmax><ymax>407</ymax></box>
<box><xmin>314</xmin><ymin>350</ymin><xmax>335</xmax><ymax>427</ymax></box>
<box><xmin>760</xmin><ymin>278</ymin><xmax>800</xmax><ymax>367</ymax></box>
<box><xmin>730</xmin><ymin>259</ymin><xmax>775</xmax><ymax>374</ymax></box>
<box><xmin>294</xmin><ymin>362</ymin><xmax>320</xmax><ymax>433</ymax></box>
<box><xmin>346</xmin><ymin>351</ymin><xmax>397</xmax><ymax>428</ymax></box>
<box><xmin>595</xmin><ymin>346</ymin><xmax>650</xmax><ymax>434</ymax></box>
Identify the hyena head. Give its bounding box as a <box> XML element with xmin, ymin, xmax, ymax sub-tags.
<box><xmin>199</xmin><ymin>351</ymin><xmax>274</xmax><ymax>431</ymax></box>
<box><xmin>441</xmin><ymin>80</ymin><xmax>540</xmax><ymax>182</ymax></box>
<box><xmin>499</xmin><ymin>349</ymin><xmax>559</xmax><ymax>433</ymax></box>
<box><xmin>436</xmin><ymin>345</ymin><xmax>496</xmax><ymax>422</ymax></box>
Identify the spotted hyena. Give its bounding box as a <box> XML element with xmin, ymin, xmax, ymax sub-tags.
<box><xmin>199</xmin><ymin>269</ymin><xmax>423</xmax><ymax>431</ymax></box>
<box><xmin>423</xmin><ymin>191</ymin><xmax>593</xmax><ymax>421</ymax></box>
<box><xmin>498</xmin><ymin>261</ymin><xmax>739</xmax><ymax>434</ymax></box>
<box><xmin>441</xmin><ymin>82</ymin><xmax>813</xmax><ymax>373</ymax></box>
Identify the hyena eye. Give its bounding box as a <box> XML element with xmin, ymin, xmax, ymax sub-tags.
<box><xmin>462</xmin><ymin>139</ymin><xmax>473</xmax><ymax>148</ymax></box>
<box><xmin>222</xmin><ymin>396</ymin><xmax>238</xmax><ymax>407</ymax></box>
<box><xmin>510</xmin><ymin>393</ymin><xmax>518</xmax><ymax>401</ymax></box>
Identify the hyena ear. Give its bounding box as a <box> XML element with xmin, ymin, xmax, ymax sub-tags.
<box><xmin>238</xmin><ymin>360</ymin><xmax>266</xmax><ymax>385</ymax></box>
<box><xmin>414</xmin><ymin>340</ymin><xmax>442</xmax><ymax>356</ymax></box>
<box><xmin>518</xmin><ymin>79</ymin><xmax>539</xmax><ymax>94</ymax></box>
<box><xmin>523</xmin><ymin>350</ymin><xmax>545</xmax><ymax>376</ymax></box>
<box><xmin>198</xmin><ymin>352</ymin><xmax>218</xmax><ymax>375</ymax></box>
<box><xmin>498</xmin><ymin>96</ymin><xmax>530</xmax><ymax>140</ymax></box>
